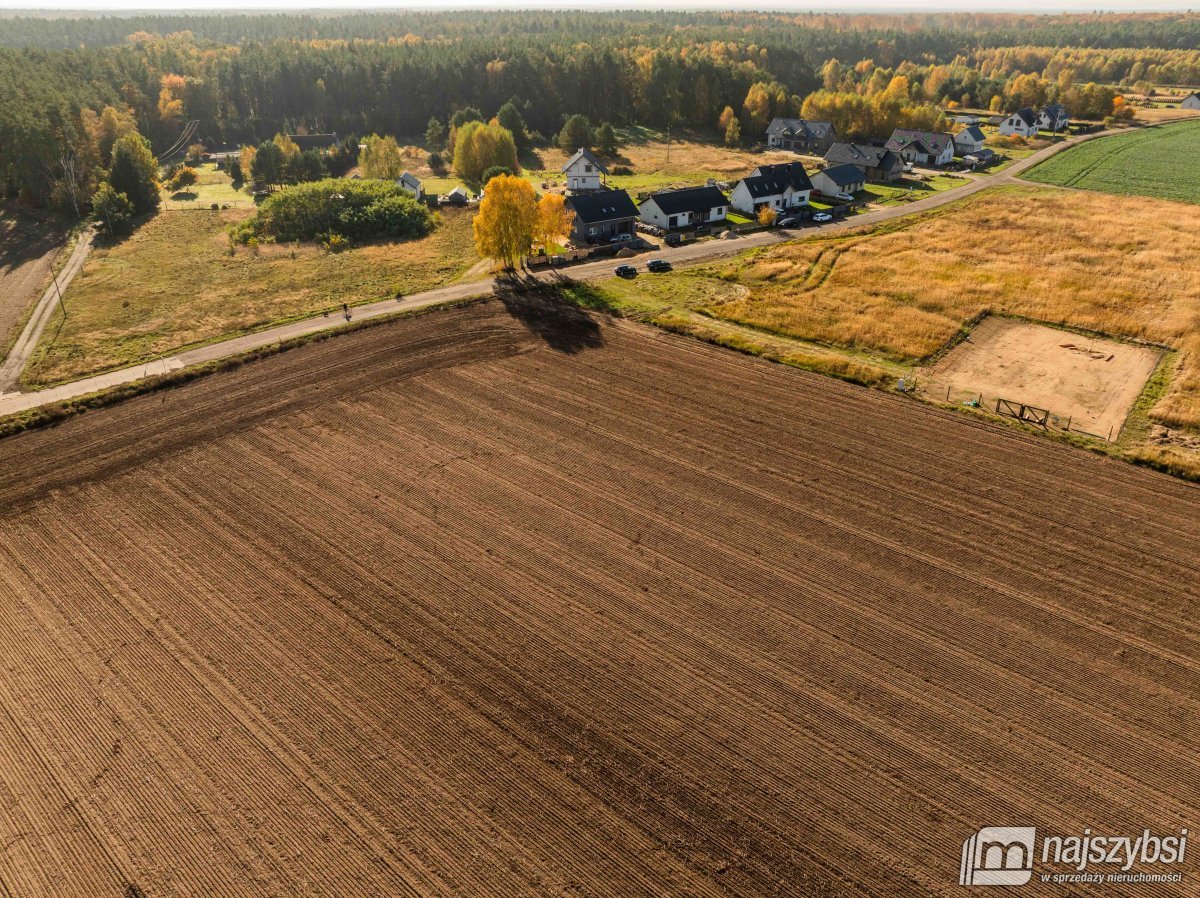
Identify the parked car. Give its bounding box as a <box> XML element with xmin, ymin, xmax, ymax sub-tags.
<box><xmin>835</xmin><ymin>192</ymin><xmax>855</xmax><ymax>202</ymax></box>
<box><xmin>614</xmin><ymin>264</ymin><xmax>638</xmax><ymax>278</ymax></box>
<box><xmin>777</xmin><ymin>215</ymin><xmax>803</xmax><ymax>228</ymax></box>
<box><xmin>812</xmin><ymin>212</ymin><xmax>833</xmax><ymax>223</ymax></box>
<box><xmin>646</xmin><ymin>258</ymin><xmax>672</xmax><ymax>273</ymax></box>
<box><xmin>609</xmin><ymin>233</ymin><xmax>633</xmax><ymax>244</ymax></box>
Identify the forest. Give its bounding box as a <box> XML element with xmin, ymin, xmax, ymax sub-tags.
<box><xmin>4</xmin><ymin>9</ymin><xmax>1200</xmax><ymax>212</ymax></box>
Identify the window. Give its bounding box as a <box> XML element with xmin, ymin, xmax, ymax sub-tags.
<box><xmin>585</xmin><ymin>164</ymin><xmax>593</xmax><ymax>172</ymax></box>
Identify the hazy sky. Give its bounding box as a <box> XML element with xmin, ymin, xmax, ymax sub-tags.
<box><xmin>0</xmin><ymin>0</ymin><xmax>1194</xmax><ymax>11</ymax></box>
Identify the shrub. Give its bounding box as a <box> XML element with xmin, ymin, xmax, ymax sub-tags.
<box><xmin>234</xmin><ymin>177</ymin><xmax>435</xmax><ymax>244</ymax></box>
<box><xmin>611</xmin><ymin>165</ymin><xmax>633</xmax><ymax>176</ymax></box>
<box><xmin>210</xmin><ymin>202</ymin><xmax>219</xmax><ymax>210</ymax></box>
<box><xmin>323</xmin><ymin>233</ymin><xmax>349</xmax><ymax>253</ymax></box>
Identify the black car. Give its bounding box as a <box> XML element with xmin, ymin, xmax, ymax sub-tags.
<box><xmin>646</xmin><ymin>259</ymin><xmax>672</xmax><ymax>273</ymax></box>
<box><xmin>614</xmin><ymin>264</ymin><xmax>638</xmax><ymax>278</ymax></box>
<box><xmin>777</xmin><ymin>215</ymin><xmax>803</xmax><ymax>228</ymax></box>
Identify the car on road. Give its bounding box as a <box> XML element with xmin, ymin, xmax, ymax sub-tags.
<box><xmin>812</xmin><ymin>212</ymin><xmax>833</xmax><ymax>223</ymax></box>
<box><xmin>646</xmin><ymin>258</ymin><xmax>672</xmax><ymax>273</ymax></box>
<box><xmin>614</xmin><ymin>264</ymin><xmax>638</xmax><ymax>278</ymax></box>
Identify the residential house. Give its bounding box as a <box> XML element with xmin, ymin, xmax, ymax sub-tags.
<box><xmin>396</xmin><ymin>171</ymin><xmax>423</xmax><ymax>199</ymax></box>
<box><xmin>823</xmin><ymin>143</ymin><xmax>904</xmax><ymax>182</ymax></box>
<box><xmin>1038</xmin><ymin>104</ymin><xmax>1070</xmax><ymax>132</ymax></box>
<box><xmin>885</xmin><ymin>129</ymin><xmax>955</xmax><ymax>167</ymax></box>
<box><xmin>288</xmin><ymin>133</ymin><xmax>340</xmax><ymax>152</ymax></box>
<box><xmin>998</xmin><ymin>108</ymin><xmax>1039</xmax><ymax>137</ymax></box>
<box><xmin>730</xmin><ymin>161</ymin><xmax>813</xmax><ymax>214</ymax></box>
<box><xmin>765</xmin><ymin>118</ymin><xmax>837</xmax><ymax>154</ymax></box>
<box><xmin>810</xmin><ymin>164</ymin><xmax>865</xmax><ymax>197</ymax></box>
<box><xmin>1182</xmin><ymin>93</ymin><xmax>1200</xmax><ymax>110</ymax></box>
<box><xmin>952</xmin><ymin>125</ymin><xmax>986</xmax><ymax>156</ymax></box>
<box><xmin>565</xmin><ymin>189</ymin><xmax>639</xmax><ymax>243</ymax></box>
<box><xmin>638</xmin><ymin>186</ymin><xmax>728</xmax><ymax>230</ymax></box>
<box><xmin>561</xmin><ymin>147</ymin><xmax>607</xmax><ymax>193</ymax></box>
<box><xmin>443</xmin><ymin>185</ymin><xmax>470</xmax><ymax>206</ymax></box>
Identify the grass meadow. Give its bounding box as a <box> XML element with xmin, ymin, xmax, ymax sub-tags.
<box><xmin>704</xmin><ymin>188</ymin><xmax>1200</xmax><ymax>440</ymax></box>
<box><xmin>1024</xmin><ymin>119</ymin><xmax>1200</xmax><ymax>203</ymax></box>
<box><xmin>24</xmin><ymin>207</ymin><xmax>479</xmax><ymax>386</ymax></box>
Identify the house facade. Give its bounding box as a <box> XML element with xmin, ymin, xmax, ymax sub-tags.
<box><xmin>1038</xmin><ymin>104</ymin><xmax>1070</xmax><ymax>131</ymax></box>
<box><xmin>1182</xmin><ymin>93</ymin><xmax>1200</xmax><ymax>110</ymax></box>
<box><xmin>885</xmin><ymin>129</ymin><xmax>955</xmax><ymax>167</ymax></box>
<box><xmin>810</xmin><ymin>164</ymin><xmax>865</xmax><ymax>197</ymax></box>
<box><xmin>952</xmin><ymin>125</ymin><xmax>986</xmax><ymax>156</ymax></box>
<box><xmin>565</xmin><ymin>189</ymin><xmax>639</xmax><ymax>243</ymax></box>
<box><xmin>561</xmin><ymin>147</ymin><xmax>607</xmax><ymax>193</ymax></box>
<box><xmin>638</xmin><ymin>186</ymin><xmax>728</xmax><ymax>230</ymax></box>
<box><xmin>765</xmin><ymin>118</ymin><xmax>837</xmax><ymax>154</ymax></box>
<box><xmin>396</xmin><ymin>171</ymin><xmax>423</xmax><ymax>199</ymax></box>
<box><xmin>731</xmin><ymin>162</ymin><xmax>813</xmax><ymax>214</ymax></box>
<box><xmin>999</xmin><ymin>108</ymin><xmax>1039</xmax><ymax>137</ymax></box>
<box><xmin>823</xmin><ymin>143</ymin><xmax>904</xmax><ymax>182</ymax></box>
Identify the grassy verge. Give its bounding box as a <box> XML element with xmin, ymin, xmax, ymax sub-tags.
<box><xmin>23</xmin><ymin>207</ymin><xmax>480</xmax><ymax>387</ymax></box>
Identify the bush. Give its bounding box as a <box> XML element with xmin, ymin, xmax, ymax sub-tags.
<box><xmin>235</xmin><ymin>177</ymin><xmax>435</xmax><ymax>244</ymax></box>
<box><xmin>481</xmin><ymin>164</ymin><xmax>514</xmax><ymax>185</ymax></box>
<box><xmin>210</xmin><ymin>202</ymin><xmax>219</xmax><ymax>210</ymax></box>
<box><xmin>612</xmin><ymin>165</ymin><xmax>633</xmax><ymax>176</ymax></box>
<box><xmin>323</xmin><ymin>233</ymin><xmax>349</xmax><ymax>253</ymax></box>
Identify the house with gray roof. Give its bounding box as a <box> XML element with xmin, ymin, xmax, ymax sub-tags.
<box><xmin>765</xmin><ymin>118</ymin><xmax>837</xmax><ymax>154</ymax></box>
<box><xmin>885</xmin><ymin>129</ymin><xmax>956</xmax><ymax>167</ymax></box>
<box><xmin>561</xmin><ymin>147</ymin><xmax>608</xmax><ymax>193</ymax></box>
<box><xmin>824</xmin><ymin>142</ymin><xmax>904</xmax><ymax>182</ymax></box>
<box><xmin>1038</xmin><ymin>104</ymin><xmax>1070</xmax><ymax>132</ymax></box>
<box><xmin>810</xmin><ymin>163</ymin><xmax>865</xmax><ymax>197</ymax></box>
<box><xmin>1182</xmin><ymin>92</ymin><xmax>1200</xmax><ymax>110</ymax></box>
<box><xmin>999</xmin><ymin>108</ymin><xmax>1039</xmax><ymax>138</ymax></box>
<box><xmin>952</xmin><ymin>125</ymin><xmax>986</xmax><ymax>156</ymax></box>
<box><xmin>638</xmin><ymin>186</ymin><xmax>728</xmax><ymax>230</ymax></box>
<box><xmin>731</xmin><ymin>161</ymin><xmax>813</xmax><ymax>214</ymax></box>
<box><xmin>565</xmin><ymin>188</ymin><xmax>639</xmax><ymax>243</ymax></box>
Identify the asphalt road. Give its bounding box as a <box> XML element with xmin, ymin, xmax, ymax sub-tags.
<box><xmin>0</xmin><ymin>123</ymin><xmax>1127</xmax><ymax>420</ymax></box>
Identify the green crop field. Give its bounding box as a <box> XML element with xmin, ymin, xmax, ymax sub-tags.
<box><xmin>1024</xmin><ymin>120</ymin><xmax>1200</xmax><ymax>203</ymax></box>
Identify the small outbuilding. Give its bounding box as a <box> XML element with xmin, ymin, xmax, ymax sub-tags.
<box><xmin>396</xmin><ymin>171</ymin><xmax>423</xmax><ymax>199</ymax></box>
<box><xmin>1182</xmin><ymin>93</ymin><xmax>1200</xmax><ymax>110</ymax></box>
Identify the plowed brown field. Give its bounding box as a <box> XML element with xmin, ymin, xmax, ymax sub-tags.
<box><xmin>0</xmin><ymin>298</ymin><xmax>1197</xmax><ymax>898</ymax></box>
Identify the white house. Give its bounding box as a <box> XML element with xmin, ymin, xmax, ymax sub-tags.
<box><xmin>561</xmin><ymin>147</ymin><xmax>607</xmax><ymax>193</ymax></box>
<box><xmin>396</xmin><ymin>171</ymin><xmax>423</xmax><ymax>199</ymax></box>
<box><xmin>638</xmin><ymin>185</ymin><xmax>728</xmax><ymax>230</ymax></box>
<box><xmin>730</xmin><ymin>161</ymin><xmax>813</xmax><ymax>214</ymax></box>
<box><xmin>885</xmin><ymin>129</ymin><xmax>955</xmax><ymax>167</ymax></box>
<box><xmin>952</xmin><ymin>125</ymin><xmax>986</xmax><ymax>156</ymax></box>
<box><xmin>1038</xmin><ymin>104</ymin><xmax>1070</xmax><ymax>132</ymax></box>
<box><xmin>1181</xmin><ymin>92</ymin><xmax>1200</xmax><ymax>110</ymax></box>
<box><xmin>999</xmin><ymin>108</ymin><xmax>1039</xmax><ymax>137</ymax></box>
<box><xmin>810</xmin><ymin>163</ymin><xmax>865</xmax><ymax>197</ymax></box>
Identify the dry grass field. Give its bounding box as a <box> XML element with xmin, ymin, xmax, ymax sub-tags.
<box><xmin>707</xmin><ymin>188</ymin><xmax>1200</xmax><ymax>436</ymax></box>
<box><xmin>0</xmin><ymin>299</ymin><xmax>1197</xmax><ymax>897</ymax></box>
<box><xmin>24</xmin><ymin>207</ymin><xmax>479</xmax><ymax>387</ymax></box>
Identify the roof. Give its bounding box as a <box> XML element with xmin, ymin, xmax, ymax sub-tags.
<box><xmin>885</xmin><ymin>129</ymin><xmax>955</xmax><ymax>155</ymax></box>
<box><xmin>561</xmin><ymin>147</ymin><xmax>608</xmax><ymax>175</ymax></box>
<box><xmin>1009</xmin><ymin>108</ymin><xmax>1039</xmax><ymax>127</ymax></box>
<box><xmin>954</xmin><ymin>125</ymin><xmax>986</xmax><ymax>144</ymax></box>
<box><xmin>765</xmin><ymin>117</ymin><xmax>835</xmax><ymax>140</ymax></box>
<box><xmin>446</xmin><ymin>186</ymin><xmax>469</xmax><ymax>198</ymax></box>
<box><xmin>640</xmin><ymin>185</ymin><xmax>727</xmax><ymax>216</ymax></box>
<box><xmin>288</xmin><ymin>133</ymin><xmax>339</xmax><ymax>151</ymax></box>
<box><xmin>824</xmin><ymin>142</ymin><xmax>901</xmax><ymax>171</ymax></box>
<box><xmin>816</xmin><ymin>163</ymin><xmax>864</xmax><ymax>187</ymax></box>
<box><xmin>1041</xmin><ymin>103</ymin><xmax>1068</xmax><ymax>117</ymax></box>
<box><xmin>397</xmin><ymin>171</ymin><xmax>422</xmax><ymax>189</ymax></box>
<box><xmin>565</xmin><ymin>188</ymin><xmax>638</xmax><ymax>223</ymax></box>
<box><xmin>750</xmin><ymin>161</ymin><xmax>813</xmax><ymax>192</ymax></box>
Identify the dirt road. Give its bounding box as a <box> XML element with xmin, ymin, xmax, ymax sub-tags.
<box><xmin>0</xmin><ymin>125</ymin><xmax>1122</xmax><ymax>419</ymax></box>
<box><xmin>0</xmin><ymin>299</ymin><xmax>1195</xmax><ymax>897</ymax></box>
<box><xmin>0</xmin><ymin>228</ymin><xmax>92</xmax><ymax>393</ymax></box>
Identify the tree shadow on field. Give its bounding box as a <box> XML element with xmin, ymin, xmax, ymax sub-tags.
<box><xmin>493</xmin><ymin>272</ymin><xmax>605</xmax><ymax>354</ymax></box>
